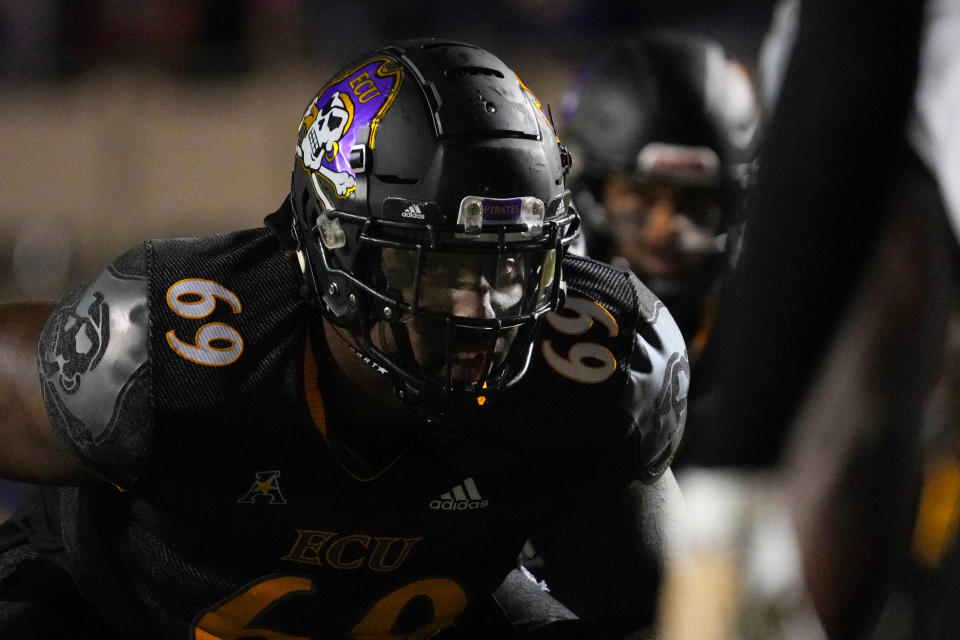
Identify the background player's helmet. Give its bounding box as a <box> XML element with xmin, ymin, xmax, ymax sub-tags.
<box><xmin>290</xmin><ymin>39</ymin><xmax>578</xmax><ymax>418</ymax></box>
<box><xmin>561</xmin><ymin>30</ymin><xmax>758</xmax><ymax>335</ymax></box>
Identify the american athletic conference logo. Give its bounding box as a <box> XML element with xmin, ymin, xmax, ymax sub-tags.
<box><xmin>238</xmin><ymin>470</ymin><xmax>287</xmax><ymax>505</ymax></box>
<box><xmin>429</xmin><ymin>477</ymin><xmax>489</xmax><ymax>511</ymax></box>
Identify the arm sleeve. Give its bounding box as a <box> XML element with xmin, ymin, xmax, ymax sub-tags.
<box><xmin>37</xmin><ymin>243</ymin><xmax>154</xmax><ymax>489</ymax></box>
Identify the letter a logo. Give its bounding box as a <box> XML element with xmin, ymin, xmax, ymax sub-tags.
<box><xmin>238</xmin><ymin>470</ymin><xmax>287</xmax><ymax>505</ymax></box>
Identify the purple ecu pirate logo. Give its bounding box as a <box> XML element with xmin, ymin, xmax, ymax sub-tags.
<box><xmin>297</xmin><ymin>57</ymin><xmax>403</xmax><ymax>201</ymax></box>
<box><xmin>39</xmin><ymin>288</ymin><xmax>110</xmax><ymax>395</ymax></box>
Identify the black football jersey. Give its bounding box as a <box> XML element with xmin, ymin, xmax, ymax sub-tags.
<box><xmin>36</xmin><ymin>227</ymin><xmax>688</xmax><ymax>638</ymax></box>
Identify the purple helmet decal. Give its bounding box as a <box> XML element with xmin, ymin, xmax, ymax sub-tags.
<box><xmin>517</xmin><ymin>75</ymin><xmax>558</xmax><ymax>141</ymax></box>
<box><xmin>481</xmin><ymin>197</ymin><xmax>523</xmax><ymax>222</ymax></box>
<box><xmin>297</xmin><ymin>57</ymin><xmax>403</xmax><ymax>200</ymax></box>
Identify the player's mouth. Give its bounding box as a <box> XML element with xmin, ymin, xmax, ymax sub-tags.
<box><xmin>449</xmin><ymin>348</ymin><xmax>490</xmax><ymax>383</ymax></box>
<box><xmin>409</xmin><ymin>322</ymin><xmax>518</xmax><ymax>386</ymax></box>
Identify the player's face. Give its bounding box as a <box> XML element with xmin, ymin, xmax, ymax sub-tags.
<box><xmin>378</xmin><ymin>248</ymin><xmax>527</xmax><ymax>383</ymax></box>
<box><xmin>603</xmin><ymin>173</ymin><xmax>721</xmax><ymax>285</ymax></box>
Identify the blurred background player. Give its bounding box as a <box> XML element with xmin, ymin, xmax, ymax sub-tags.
<box><xmin>558</xmin><ymin>29</ymin><xmax>760</xmax><ymax>463</ymax></box>
<box><xmin>869</xmin><ymin>0</ymin><xmax>960</xmax><ymax>636</ymax></box>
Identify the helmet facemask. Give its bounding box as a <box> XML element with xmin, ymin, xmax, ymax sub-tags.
<box><xmin>303</xmin><ymin>191</ymin><xmax>576</xmax><ymax>416</ymax></box>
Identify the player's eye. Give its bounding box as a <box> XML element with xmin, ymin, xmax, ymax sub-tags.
<box><xmin>380</xmin><ymin>249</ymin><xmax>417</xmax><ymax>290</ymax></box>
<box><xmin>384</xmin><ymin>267</ymin><xmax>411</xmax><ymax>290</ymax></box>
<box><xmin>500</xmin><ymin>258</ymin><xmax>518</xmax><ymax>280</ymax></box>
<box><xmin>422</xmin><ymin>262</ymin><xmax>445</xmax><ymax>277</ymax></box>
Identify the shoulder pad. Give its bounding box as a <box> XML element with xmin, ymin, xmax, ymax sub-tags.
<box><xmin>621</xmin><ymin>270</ymin><xmax>689</xmax><ymax>482</ymax></box>
<box><xmin>38</xmin><ymin>244</ymin><xmax>152</xmax><ymax>487</ymax></box>
<box><xmin>539</xmin><ymin>257</ymin><xmax>688</xmax><ymax>482</ymax></box>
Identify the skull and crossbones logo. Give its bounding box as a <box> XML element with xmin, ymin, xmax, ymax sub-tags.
<box><xmin>39</xmin><ymin>288</ymin><xmax>111</xmax><ymax>395</ymax></box>
<box><xmin>298</xmin><ymin>91</ymin><xmax>356</xmax><ymax>196</ymax></box>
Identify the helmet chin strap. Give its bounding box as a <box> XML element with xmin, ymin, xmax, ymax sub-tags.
<box><xmin>329</xmin><ymin>322</ymin><xmax>389</xmax><ymax>377</ymax></box>
<box><xmin>381</xmin><ymin>324</ymin><xmax>448</xmax><ymax>422</ymax></box>
<box><xmin>330</xmin><ymin>320</ymin><xmax>433</xmax><ymax>417</ymax></box>
<box><xmin>333</xmin><ymin>320</ymin><xmax>452</xmax><ymax>424</ymax></box>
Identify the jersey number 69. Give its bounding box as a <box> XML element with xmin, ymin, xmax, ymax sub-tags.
<box><xmin>165</xmin><ymin>278</ymin><xmax>244</xmax><ymax>366</ymax></box>
<box><xmin>542</xmin><ymin>295</ymin><xmax>618</xmax><ymax>384</ymax></box>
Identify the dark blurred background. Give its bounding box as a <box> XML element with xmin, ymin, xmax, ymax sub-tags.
<box><xmin>0</xmin><ymin>0</ymin><xmax>779</xmax><ymax>304</ymax></box>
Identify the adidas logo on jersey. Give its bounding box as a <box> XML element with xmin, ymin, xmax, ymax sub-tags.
<box><xmin>400</xmin><ymin>204</ymin><xmax>425</xmax><ymax>220</ymax></box>
<box><xmin>429</xmin><ymin>477</ymin><xmax>489</xmax><ymax>511</ymax></box>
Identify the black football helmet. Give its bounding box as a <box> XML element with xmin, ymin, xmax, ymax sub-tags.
<box><xmin>560</xmin><ymin>30</ymin><xmax>758</xmax><ymax>335</ymax></box>
<box><xmin>290</xmin><ymin>39</ymin><xmax>579</xmax><ymax>418</ymax></box>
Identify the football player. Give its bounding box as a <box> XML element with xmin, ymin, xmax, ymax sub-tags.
<box><xmin>0</xmin><ymin>40</ymin><xmax>688</xmax><ymax>638</ymax></box>
<box><xmin>560</xmin><ymin>30</ymin><xmax>759</xmax><ymax>360</ymax></box>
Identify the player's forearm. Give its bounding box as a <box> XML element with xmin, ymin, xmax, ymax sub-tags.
<box><xmin>535</xmin><ymin>474</ymin><xmax>681</xmax><ymax>635</ymax></box>
<box><xmin>603</xmin><ymin>473</ymin><xmax>682</xmax><ymax>638</ymax></box>
<box><xmin>787</xmin><ymin>193</ymin><xmax>954</xmax><ymax>637</ymax></box>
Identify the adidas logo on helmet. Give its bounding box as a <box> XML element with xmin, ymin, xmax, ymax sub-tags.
<box><xmin>400</xmin><ymin>204</ymin><xmax>425</xmax><ymax>220</ymax></box>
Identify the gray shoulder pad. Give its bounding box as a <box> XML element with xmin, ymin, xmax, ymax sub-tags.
<box><xmin>621</xmin><ymin>272</ymin><xmax>690</xmax><ymax>482</ymax></box>
<box><xmin>38</xmin><ymin>245</ymin><xmax>151</xmax><ymax>486</ymax></box>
